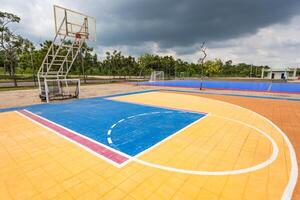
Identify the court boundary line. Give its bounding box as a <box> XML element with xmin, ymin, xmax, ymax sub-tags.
<box><xmin>160</xmin><ymin>88</ymin><xmax>300</xmax><ymax>102</ymax></box>
<box><xmin>10</xmin><ymin>89</ymin><xmax>297</xmax><ymax>199</ymax></box>
<box><xmin>129</xmin><ymin>113</ymin><xmax>209</xmax><ymax>160</ymax></box>
<box><xmin>133</xmin><ymin>81</ymin><xmax>300</xmax><ymax>95</ymax></box>
<box><xmin>1</xmin><ymin>85</ymin><xmax>300</xmax><ymax>114</ymax></box>
<box><xmin>109</xmin><ymin>92</ymin><xmax>280</xmax><ymax>174</ymax></box>
<box><xmin>159</xmin><ymin>90</ymin><xmax>298</xmax><ymax>200</ymax></box>
<box><xmin>0</xmin><ymin>89</ymin><xmax>160</xmax><ymax>113</ymax></box>
<box><xmin>108</xmin><ymin>97</ymin><xmax>208</xmax><ymax>115</ymax></box>
<box><xmin>106</xmin><ymin>110</ymin><xmax>187</xmax><ymax>145</ymax></box>
<box><xmin>15</xmin><ymin>106</ymin><xmax>206</xmax><ymax>168</ymax></box>
<box><xmin>213</xmin><ymin>96</ymin><xmax>298</xmax><ymax>200</ymax></box>
<box><xmin>16</xmin><ymin>109</ymin><xmax>132</xmax><ymax>168</ymax></box>
<box><xmin>131</xmin><ymin>113</ymin><xmax>279</xmax><ymax>175</ymax></box>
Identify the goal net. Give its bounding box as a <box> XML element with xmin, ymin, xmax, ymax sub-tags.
<box><xmin>41</xmin><ymin>79</ymin><xmax>80</xmax><ymax>102</ymax></box>
<box><xmin>149</xmin><ymin>71</ymin><xmax>164</xmax><ymax>82</ymax></box>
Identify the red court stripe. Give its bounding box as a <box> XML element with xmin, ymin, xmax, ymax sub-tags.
<box><xmin>18</xmin><ymin>110</ymin><xmax>129</xmax><ymax>165</ymax></box>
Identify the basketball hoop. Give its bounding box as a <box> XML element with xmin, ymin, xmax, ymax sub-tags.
<box><xmin>53</xmin><ymin>5</ymin><xmax>96</xmax><ymax>41</ymax></box>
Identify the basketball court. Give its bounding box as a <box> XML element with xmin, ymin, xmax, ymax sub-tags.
<box><xmin>0</xmin><ymin>3</ymin><xmax>299</xmax><ymax>200</ymax></box>
<box><xmin>0</xmin><ymin>89</ymin><xmax>298</xmax><ymax>199</ymax></box>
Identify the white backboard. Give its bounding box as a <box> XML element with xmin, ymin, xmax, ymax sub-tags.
<box><xmin>54</xmin><ymin>5</ymin><xmax>96</xmax><ymax>41</ymax></box>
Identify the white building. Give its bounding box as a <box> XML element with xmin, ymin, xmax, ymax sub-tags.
<box><xmin>262</xmin><ymin>67</ymin><xmax>298</xmax><ymax>80</ymax></box>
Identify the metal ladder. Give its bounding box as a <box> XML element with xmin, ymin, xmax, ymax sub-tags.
<box><xmin>37</xmin><ymin>17</ymin><xmax>87</xmax><ymax>101</ymax></box>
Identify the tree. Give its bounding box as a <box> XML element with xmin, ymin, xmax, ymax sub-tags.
<box><xmin>161</xmin><ymin>56</ymin><xmax>176</xmax><ymax>78</ymax></box>
<box><xmin>0</xmin><ymin>49</ymin><xmax>4</xmax><ymax>71</ymax></box>
<box><xmin>203</xmin><ymin>59</ymin><xmax>223</xmax><ymax>76</ymax></box>
<box><xmin>73</xmin><ymin>42</ymin><xmax>94</xmax><ymax>83</ymax></box>
<box><xmin>138</xmin><ymin>54</ymin><xmax>152</xmax><ymax>77</ymax></box>
<box><xmin>138</xmin><ymin>54</ymin><xmax>163</xmax><ymax>77</ymax></box>
<box><xmin>0</xmin><ymin>11</ymin><xmax>25</xmax><ymax>86</ymax></box>
<box><xmin>101</xmin><ymin>50</ymin><xmax>137</xmax><ymax>79</ymax></box>
<box><xmin>18</xmin><ymin>39</ymin><xmax>36</xmax><ymax>84</ymax></box>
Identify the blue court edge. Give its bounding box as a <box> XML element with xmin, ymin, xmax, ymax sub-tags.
<box><xmin>137</xmin><ymin>80</ymin><xmax>300</xmax><ymax>93</ymax></box>
<box><xmin>2</xmin><ymin>87</ymin><xmax>300</xmax><ymax>114</ymax></box>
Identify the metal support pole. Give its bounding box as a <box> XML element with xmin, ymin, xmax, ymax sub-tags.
<box><xmin>44</xmin><ymin>79</ymin><xmax>49</xmax><ymax>103</ymax></box>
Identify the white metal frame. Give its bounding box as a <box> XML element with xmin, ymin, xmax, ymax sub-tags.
<box><xmin>43</xmin><ymin>79</ymin><xmax>80</xmax><ymax>103</ymax></box>
<box><xmin>37</xmin><ymin>5</ymin><xmax>95</xmax><ymax>102</ymax></box>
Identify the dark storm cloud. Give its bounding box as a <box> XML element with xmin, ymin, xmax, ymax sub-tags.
<box><xmin>90</xmin><ymin>0</ymin><xmax>300</xmax><ymax>48</ymax></box>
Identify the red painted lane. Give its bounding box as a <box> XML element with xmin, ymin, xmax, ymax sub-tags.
<box><xmin>18</xmin><ymin>110</ymin><xmax>129</xmax><ymax>165</ymax></box>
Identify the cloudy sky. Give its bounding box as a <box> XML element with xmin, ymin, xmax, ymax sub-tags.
<box><xmin>1</xmin><ymin>0</ymin><xmax>300</xmax><ymax>67</ymax></box>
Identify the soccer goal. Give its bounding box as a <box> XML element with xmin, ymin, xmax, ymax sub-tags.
<box><xmin>40</xmin><ymin>79</ymin><xmax>80</xmax><ymax>103</ymax></box>
<box><xmin>149</xmin><ymin>71</ymin><xmax>164</xmax><ymax>82</ymax></box>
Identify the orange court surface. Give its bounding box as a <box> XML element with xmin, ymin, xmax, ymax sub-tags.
<box><xmin>0</xmin><ymin>87</ymin><xmax>299</xmax><ymax>200</ymax></box>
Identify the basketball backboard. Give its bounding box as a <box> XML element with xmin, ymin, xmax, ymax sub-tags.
<box><xmin>53</xmin><ymin>5</ymin><xmax>96</xmax><ymax>41</ymax></box>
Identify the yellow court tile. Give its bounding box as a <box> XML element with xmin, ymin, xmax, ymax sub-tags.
<box><xmin>0</xmin><ymin>91</ymin><xmax>296</xmax><ymax>200</ymax></box>
<box><xmin>110</xmin><ymin>91</ymin><xmax>294</xmax><ymax>199</ymax></box>
<box><xmin>52</xmin><ymin>192</ymin><xmax>74</xmax><ymax>200</ymax></box>
<box><xmin>39</xmin><ymin>184</ymin><xmax>65</xmax><ymax>200</ymax></box>
<box><xmin>101</xmin><ymin>188</ymin><xmax>128</xmax><ymax>200</ymax></box>
<box><xmin>67</xmin><ymin>182</ymin><xmax>91</xmax><ymax>199</ymax></box>
<box><xmin>92</xmin><ymin>181</ymin><xmax>115</xmax><ymax>197</ymax></box>
<box><xmin>195</xmin><ymin>189</ymin><xmax>219</xmax><ymax>200</ymax></box>
<box><xmin>77</xmin><ymin>190</ymin><xmax>101</xmax><ymax>200</ymax></box>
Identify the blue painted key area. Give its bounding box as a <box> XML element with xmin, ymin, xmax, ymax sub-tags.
<box><xmin>25</xmin><ymin>97</ymin><xmax>204</xmax><ymax>156</ymax></box>
<box><xmin>137</xmin><ymin>80</ymin><xmax>300</xmax><ymax>93</ymax></box>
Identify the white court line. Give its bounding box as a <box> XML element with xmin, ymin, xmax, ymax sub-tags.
<box><xmin>17</xmin><ymin>92</ymin><xmax>297</xmax><ymax>199</ymax></box>
<box><xmin>164</xmin><ymin>111</ymin><xmax>173</xmax><ymax>113</ymax></box>
<box><xmin>210</xmin><ymin>98</ymin><xmax>298</xmax><ymax>200</ymax></box>
<box><xmin>109</xmin><ymin>97</ymin><xmax>207</xmax><ymax>115</ymax></box>
<box><xmin>118</xmin><ymin>119</ymin><xmax>125</xmax><ymax>123</ymax></box>
<box><xmin>107</xmin><ymin>111</ymin><xmax>163</xmax><ymax>144</ymax></box>
<box><xmin>150</xmin><ymin>111</ymin><xmax>160</xmax><ymax>114</ymax></box>
<box><xmin>158</xmin><ymin>91</ymin><xmax>297</xmax><ymax>200</ymax></box>
<box><xmin>107</xmin><ymin>110</ymin><xmax>197</xmax><ymax>150</ymax></box>
<box><xmin>15</xmin><ymin>110</ymin><xmax>131</xmax><ymax>168</ymax></box>
<box><xmin>131</xmin><ymin>114</ymin><xmax>210</xmax><ymax>159</ymax></box>
<box><xmin>131</xmin><ymin>113</ymin><xmax>279</xmax><ymax>175</ymax></box>
<box><xmin>136</xmin><ymin>113</ymin><xmax>148</xmax><ymax>116</ymax></box>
